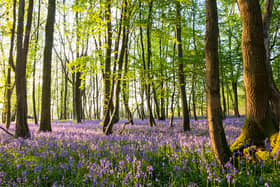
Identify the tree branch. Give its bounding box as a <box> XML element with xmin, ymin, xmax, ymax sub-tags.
<box><xmin>0</xmin><ymin>126</ymin><xmax>15</xmax><ymax>137</ymax></box>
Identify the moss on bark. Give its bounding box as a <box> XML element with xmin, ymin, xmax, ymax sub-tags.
<box><xmin>231</xmin><ymin>109</ymin><xmax>277</xmax><ymax>153</ymax></box>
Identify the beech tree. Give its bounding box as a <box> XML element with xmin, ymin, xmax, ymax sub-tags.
<box><xmin>205</xmin><ymin>0</ymin><xmax>231</xmax><ymax>165</ymax></box>
<box><xmin>103</xmin><ymin>0</ymin><xmax>112</xmax><ymax>118</ymax></box>
<box><xmin>231</xmin><ymin>0</ymin><xmax>277</xmax><ymax>151</ymax></box>
<box><xmin>3</xmin><ymin>0</ymin><xmax>16</xmax><ymax>130</ymax></box>
<box><xmin>176</xmin><ymin>1</ymin><xmax>190</xmax><ymax>131</ymax></box>
<box><xmin>15</xmin><ymin>0</ymin><xmax>33</xmax><ymax>138</ymax></box>
<box><xmin>39</xmin><ymin>0</ymin><xmax>56</xmax><ymax>132</ymax></box>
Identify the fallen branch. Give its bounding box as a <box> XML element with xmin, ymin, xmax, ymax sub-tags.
<box><xmin>119</xmin><ymin>122</ymin><xmax>130</xmax><ymax>135</ymax></box>
<box><xmin>0</xmin><ymin>126</ymin><xmax>15</xmax><ymax>137</ymax></box>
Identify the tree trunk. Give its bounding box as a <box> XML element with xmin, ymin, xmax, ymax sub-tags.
<box><xmin>63</xmin><ymin>73</ymin><xmax>68</xmax><ymax>119</ymax></box>
<box><xmin>103</xmin><ymin>0</ymin><xmax>112</xmax><ymax>117</ymax></box>
<box><xmin>232</xmin><ymin>81</ymin><xmax>240</xmax><ymax>117</ymax></box>
<box><xmin>139</xmin><ymin>0</ymin><xmax>156</xmax><ymax>127</ymax></box>
<box><xmin>15</xmin><ymin>0</ymin><xmax>33</xmax><ymax>138</ymax></box>
<box><xmin>146</xmin><ymin>0</ymin><xmax>156</xmax><ymax>127</ymax></box>
<box><xmin>176</xmin><ymin>2</ymin><xmax>190</xmax><ymax>131</ymax></box>
<box><xmin>104</xmin><ymin>1</ymin><xmax>130</xmax><ymax>134</ymax></box>
<box><xmin>75</xmin><ymin>71</ymin><xmax>83</xmax><ymax>123</ymax></box>
<box><xmin>192</xmin><ymin>80</ymin><xmax>198</xmax><ymax>120</ymax></box>
<box><xmin>40</xmin><ymin>0</ymin><xmax>55</xmax><ymax>132</ymax></box>
<box><xmin>205</xmin><ymin>0</ymin><xmax>231</xmax><ymax>165</ymax></box>
<box><xmin>169</xmin><ymin>85</ymin><xmax>176</xmax><ymax>127</ymax></box>
<box><xmin>5</xmin><ymin>0</ymin><xmax>16</xmax><ymax>130</ymax></box>
<box><xmin>152</xmin><ymin>83</ymin><xmax>160</xmax><ymax>119</ymax></box>
<box><xmin>122</xmin><ymin>45</ymin><xmax>133</xmax><ymax>124</ymax></box>
<box><xmin>221</xmin><ymin>74</ymin><xmax>227</xmax><ymax>118</ymax></box>
<box><xmin>95</xmin><ymin>73</ymin><xmax>100</xmax><ymax>119</ymax></box>
<box><xmin>263</xmin><ymin>0</ymin><xmax>280</xmax><ymax>130</ymax></box>
<box><xmin>32</xmin><ymin>0</ymin><xmax>40</xmax><ymax>125</ymax></box>
<box><xmin>231</xmin><ymin>0</ymin><xmax>277</xmax><ymax>152</ymax></box>
<box><xmin>169</xmin><ymin>48</ymin><xmax>176</xmax><ymax>127</ymax></box>
<box><xmin>159</xmin><ymin>38</ymin><xmax>166</xmax><ymax>120</ymax></box>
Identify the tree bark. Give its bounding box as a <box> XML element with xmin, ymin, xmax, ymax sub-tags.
<box><xmin>176</xmin><ymin>2</ymin><xmax>190</xmax><ymax>131</ymax></box>
<box><xmin>205</xmin><ymin>0</ymin><xmax>231</xmax><ymax>165</ymax></box>
<box><xmin>139</xmin><ymin>0</ymin><xmax>156</xmax><ymax>127</ymax></box>
<box><xmin>5</xmin><ymin>0</ymin><xmax>16</xmax><ymax>129</ymax></box>
<box><xmin>63</xmin><ymin>73</ymin><xmax>68</xmax><ymax>119</ymax></box>
<box><xmin>75</xmin><ymin>71</ymin><xmax>83</xmax><ymax>123</ymax></box>
<box><xmin>103</xmin><ymin>0</ymin><xmax>112</xmax><ymax>117</ymax></box>
<box><xmin>146</xmin><ymin>0</ymin><xmax>156</xmax><ymax>127</ymax></box>
<box><xmin>232</xmin><ymin>81</ymin><xmax>240</xmax><ymax>117</ymax></box>
<box><xmin>231</xmin><ymin>0</ymin><xmax>277</xmax><ymax>151</ymax></box>
<box><xmin>40</xmin><ymin>0</ymin><xmax>55</xmax><ymax>132</ymax></box>
<box><xmin>122</xmin><ymin>44</ymin><xmax>133</xmax><ymax>124</ymax></box>
<box><xmin>104</xmin><ymin>0</ymin><xmax>130</xmax><ymax>134</ymax></box>
<box><xmin>15</xmin><ymin>0</ymin><xmax>33</xmax><ymax>138</ymax></box>
<box><xmin>221</xmin><ymin>71</ymin><xmax>227</xmax><ymax>118</ymax></box>
<box><xmin>263</xmin><ymin>0</ymin><xmax>280</xmax><ymax>130</ymax></box>
<box><xmin>32</xmin><ymin>0</ymin><xmax>40</xmax><ymax>125</ymax></box>
<box><xmin>159</xmin><ymin>37</ymin><xmax>166</xmax><ymax>120</ymax></box>
<box><xmin>192</xmin><ymin>80</ymin><xmax>198</xmax><ymax>120</ymax></box>
<box><xmin>152</xmin><ymin>82</ymin><xmax>160</xmax><ymax>119</ymax></box>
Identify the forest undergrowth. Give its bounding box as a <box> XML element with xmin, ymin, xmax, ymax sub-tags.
<box><xmin>0</xmin><ymin>117</ymin><xmax>280</xmax><ymax>186</ymax></box>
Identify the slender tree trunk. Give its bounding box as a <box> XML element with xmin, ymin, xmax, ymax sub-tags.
<box><xmin>152</xmin><ymin>83</ymin><xmax>160</xmax><ymax>119</ymax></box>
<box><xmin>95</xmin><ymin>73</ymin><xmax>100</xmax><ymax>119</ymax></box>
<box><xmin>40</xmin><ymin>0</ymin><xmax>55</xmax><ymax>132</ymax></box>
<box><xmin>231</xmin><ymin>0</ymin><xmax>277</xmax><ymax>152</ymax></box>
<box><xmin>104</xmin><ymin>1</ymin><xmax>129</xmax><ymax>134</ymax></box>
<box><xmin>139</xmin><ymin>0</ymin><xmax>155</xmax><ymax>126</ymax></box>
<box><xmin>205</xmin><ymin>0</ymin><xmax>231</xmax><ymax>165</ymax></box>
<box><xmin>140</xmin><ymin>84</ymin><xmax>145</xmax><ymax>120</ymax></box>
<box><xmin>103</xmin><ymin>1</ymin><xmax>124</xmax><ymax>133</ymax></box>
<box><xmin>232</xmin><ymin>81</ymin><xmax>240</xmax><ymax>117</ymax></box>
<box><xmin>169</xmin><ymin>47</ymin><xmax>176</xmax><ymax>127</ymax></box>
<box><xmin>176</xmin><ymin>2</ymin><xmax>190</xmax><ymax>131</ymax></box>
<box><xmin>32</xmin><ymin>0</ymin><xmax>40</xmax><ymax>125</ymax></box>
<box><xmin>192</xmin><ymin>80</ymin><xmax>198</xmax><ymax>120</ymax></box>
<box><xmin>60</xmin><ymin>78</ymin><xmax>63</xmax><ymax>120</ymax></box>
<box><xmin>5</xmin><ymin>0</ymin><xmax>17</xmax><ymax>129</ymax></box>
<box><xmin>169</xmin><ymin>85</ymin><xmax>176</xmax><ymax>127</ymax></box>
<box><xmin>221</xmin><ymin>75</ymin><xmax>227</xmax><ymax>118</ymax></box>
<box><xmin>146</xmin><ymin>0</ymin><xmax>156</xmax><ymax>127</ymax></box>
<box><xmin>15</xmin><ymin>0</ymin><xmax>34</xmax><ymax>138</ymax></box>
<box><xmin>160</xmin><ymin>81</ymin><xmax>166</xmax><ymax>120</ymax></box>
<box><xmin>5</xmin><ymin>66</ymin><xmax>12</xmax><ymax>128</ymax></box>
<box><xmin>63</xmin><ymin>73</ymin><xmax>68</xmax><ymax>119</ymax></box>
<box><xmin>122</xmin><ymin>44</ymin><xmax>133</xmax><ymax>124</ymax></box>
<box><xmin>74</xmin><ymin>70</ymin><xmax>83</xmax><ymax>123</ymax></box>
<box><xmin>159</xmin><ymin>37</ymin><xmax>166</xmax><ymax>120</ymax></box>
<box><xmin>103</xmin><ymin>0</ymin><xmax>112</xmax><ymax>117</ymax></box>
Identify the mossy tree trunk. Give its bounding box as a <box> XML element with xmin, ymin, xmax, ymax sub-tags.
<box><xmin>205</xmin><ymin>0</ymin><xmax>231</xmax><ymax>165</ymax></box>
<box><xmin>231</xmin><ymin>0</ymin><xmax>277</xmax><ymax>152</ymax></box>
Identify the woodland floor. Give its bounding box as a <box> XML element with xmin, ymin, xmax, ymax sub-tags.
<box><xmin>0</xmin><ymin>117</ymin><xmax>280</xmax><ymax>186</ymax></box>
